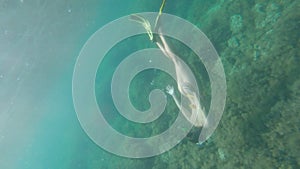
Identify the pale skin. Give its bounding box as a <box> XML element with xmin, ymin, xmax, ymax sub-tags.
<box><xmin>129</xmin><ymin>11</ymin><xmax>207</xmax><ymax>127</ymax></box>
<box><xmin>156</xmin><ymin>33</ymin><xmax>206</xmax><ymax>127</ymax></box>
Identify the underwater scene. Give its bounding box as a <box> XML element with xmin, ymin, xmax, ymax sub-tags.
<box><xmin>0</xmin><ymin>0</ymin><xmax>299</xmax><ymax>168</ymax></box>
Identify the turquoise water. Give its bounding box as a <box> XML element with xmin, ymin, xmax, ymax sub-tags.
<box><xmin>0</xmin><ymin>0</ymin><xmax>299</xmax><ymax>168</ymax></box>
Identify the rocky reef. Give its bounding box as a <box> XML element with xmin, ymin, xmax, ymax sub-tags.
<box><xmin>148</xmin><ymin>0</ymin><xmax>300</xmax><ymax>168</ymax></box>
<box><xmin>94</xmin><ymin>0</ymin><xmax>299</xmax><ymax>168</ymax></box>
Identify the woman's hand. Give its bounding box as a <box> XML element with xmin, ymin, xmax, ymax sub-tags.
<box><xmin>166</xmin><ymin>85</ymin><xmax>174</xmax><ymax>96</ymax></box>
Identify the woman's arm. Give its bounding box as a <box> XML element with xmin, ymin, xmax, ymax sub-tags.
<box><xmin>166</xmin><ymin>85</ymin><xmax>193</xmax><ymax>122</ymax></box>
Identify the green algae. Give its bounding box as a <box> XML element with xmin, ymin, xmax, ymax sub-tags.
<box><xmin>146</xmin><ymin>0</ymin><xmax>300</xmax><ymax>168</ymax></box>
<box><xmin>91</xmin><ymin>0</ymin><xmax>300</xmax><ymax>168</ymax></box>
